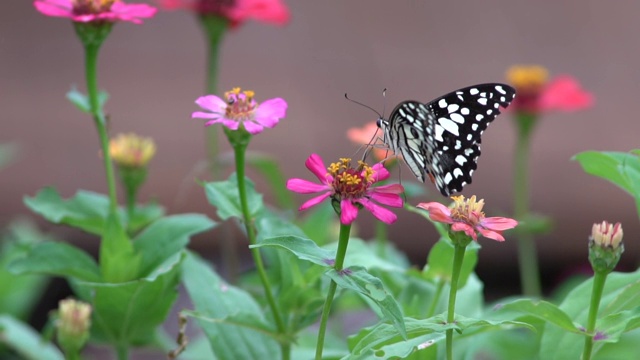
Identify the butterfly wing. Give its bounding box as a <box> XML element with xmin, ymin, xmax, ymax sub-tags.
<box><xmin>424</xmin><ymin>83</ymin><xmax>516</xmax><ymax>195</ymax></box>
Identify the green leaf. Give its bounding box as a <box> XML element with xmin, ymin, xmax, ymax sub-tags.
<box><xmin>346</xmin><ymin>315</ymin><xmax>533</xmax><ymax>359</ymax></box>
<box><xmin>127</xmin><ymin>202</ymin><xmax>165</xmax><ymax>233</ymax></box>
<box><xmin>8</xmin><ymin>241</ymin><xmax>101</xmax><ymax>282</ymax></box>
<box><xmin>66</xmin><ymin>87</ymin><xmax>108</xmax><ymax>113</ymax></box>
<box><xmin>184</xmin><ymin>310</ymin><xmax>282</xmax><ymax>341</ymax></box>
<box><xmin>0</xmin><ymin>315</ymin><xmax>64</xmax><ymax>360</ymax></box>
<box><xmin>298</xmin><ymin>201</ymin><xmax>338</xmax><ymax>245</ymax></box>
<box><xmin>74</xmin><ymin>252</ymin><xmax>183</xmax><ymax>346</ymax></box>
<box><xmin>496</xmin><ymin>299</ymin><xmax>579</xmax><ymax>333</ymax></box>
<box><xmin>99</xmin><ymin>212</ymin><xmax>140</xmax><ymax>282</ymax></box>
<box><xmin>423</xmin><ymin>240</ymin><xmax>479</xmax><ymax>289</ymax></box>
<box><xmin>133</xmin><ymin>214</ymin><xmax>215</xmax><ymax>277</ymax></box>
<box><xmin>251</xmin><ymin>235</ymin><xmax>336</xmax><ymax>267</ymax></box>
<box><xmin>245</xmin><ymin>151</ymin><xmax>295</xmax><ymax>210</ymax></box>
<box><xmin>327</xmin><ymin>266</ymin><xmax>407</xmax><ymax>339</ymax></box>
<box><xmin>181</xmin><ymin>252</ymin><xmax>280</xmax><ymax>359</ymax></box>
<box><xmin>404</xmin><ymin>204</ymin><xmax>450</xmax><ymax>238</ymax></box>
<box><xmin>203</xmin><ymin>173</ymin><xmax>264</xmax><ymax>221</ymax></box>
<box><xmin>573</xmin><ymin>151</ymin><xmax>640</xmax><ymax>198</ymax></box>
<box><xmin>596</xmin><ymin>308</ymin><xmax>640</xmax><ymax>343</ymax></box>
<box><xmin>325</xmin><ymin>238</ymin><xmax>407</xmax><ymax>273</ymax></box>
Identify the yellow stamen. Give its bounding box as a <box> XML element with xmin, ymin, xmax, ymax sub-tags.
<box><xmin>506</xmin><ymin>65</ymin><xmax>549</xmax><ymax>89</ymax></box>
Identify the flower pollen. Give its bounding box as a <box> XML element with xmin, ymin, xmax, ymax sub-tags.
<box><xmin>72</xmin><ymin>0</ymin><xmax>115</xmax><ymax>15</ymax></box>
<box><xmin>223</xmin><ymin>87</ymin><xmax>258</xmax><ymax>122</ymax></box>
<box><xmin>329</xmin><ymin>158</ymin><xmax>373</xmax><ymax>199</ymax></box>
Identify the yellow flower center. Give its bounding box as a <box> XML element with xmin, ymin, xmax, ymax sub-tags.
<box><xmin>224</xmin><ymin>87</ymin><xmax>258</xmax><ymax>122</ymax></box>
<box><xmin>109</xmin><ymin>133</ymin><xmax>156</xmax><ymax>167</ymax></box>
<box><xmin>449</xmin><ymin>195</ymin><xmax>485</xmax><ymax>225</ymax></box>
<box><xmin>328</xmin><ymin>158</ymin><xmax>374</xmax><ymax>199</ymax></box>
<box><xmin>72</xmin><ymin>0</ymin><xmax>116</xmax><ymax>14</ymax></box>
<box><xmin>506</xmin><ymin>65</ymin><xmax>549</xmax><ymax>90</ymax></box>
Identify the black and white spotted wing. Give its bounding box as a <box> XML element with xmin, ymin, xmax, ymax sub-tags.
<box><xmin>376</xmin><ymin>83</ymin><xmax>516</xmax><ymax>196</ymax></box>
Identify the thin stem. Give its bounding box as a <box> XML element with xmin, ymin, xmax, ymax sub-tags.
<box><xmin>426</xmin><ymin>279</ymin><xmax>445</xmax><ymax>318</ymax></box>
<box><xmin>125</xmin><ymin>182</ymin><xmax>136</xmax><ymax>221</ymax></box>
<box><xmin>374</xmin><ymin>220</ymin><xmax>388</xmax><ymax>256</ymax></box>
<box><xmin>513</xmin><ymin>114</ymin><xmax>542</xmax><ymax>297</ymax></box>
<box><xmin>316</xmin><ymin>223</ymin><xmax>352</xmax><ymax>360</ymax></box>
<box><xmin>233</xmin><ymin>142</ymin><xmax>288</xmax><ymax>360</ymax></box>
<box><xmin>85</xmin><ymin>42</ymin><xmax>118</xmax><ymax>215</ymax></box>
<box><xmin>582</xmin><ymin>271</ymin><xmax>608</xmax><ymax>360</ymax></box>
<box><xmin>116</xmin><ymin>343</ymin><xmax>128</xmax><ymax>360</ymax></box>
<box><xmin>445</xmin><ymin>244</ymin><xmax>466</xmax><ymax>360</ymax></box>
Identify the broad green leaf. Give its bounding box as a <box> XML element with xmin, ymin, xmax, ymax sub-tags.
<box><xmin>346</xmin><ymin>315</ymin><xmax>532</xmax><ymax>359</ymax></box>
<box><xmin>496</xmin><ymin>299</ymin><xmax>579</xmax><ymax>333</ymax></box>
<box><xmin>0</xmin><ymin>315</ymin><xmax>64</xmax><ymax>360</ymax></box>
<box><xmin>73</xmin><ymin>253</ymin><xmax>183</xmax><ymax>346</ymax></box>
<box><xmin>99</xmin><ymin>212</ymin><xmax>139</xmax><ymax>283</ymax></box>
<box><xmin>251</xmin><ymin>235</ymin><xmax>336</xmax><ymax>267</ymax></box>
<box><xmin>573</xmin><ymin>151</ymin><xmax>640</xmax><ymax>198</ymax></box>
<box><xmin>539</xmin><ymin>269</ymin><xmax>640</xmax><ymax>359</ymax></box>
<box><xmin>184</xmin><ymin>310</ymin><xmax>282</xmax><ymax>341</ymax></box>
<box><xmin>8</xmin><ymin>241</ymin><xmax>101</xmax><ymax>282</ymax></box>
<box><xmin>66</xmin><ymin>87</ymin><xmax>109</xmax><ymax>113</ymax></box>
<box><xmin>203</xmin><ymin>173</ymin><xmax>264</xmax><ymax>220</ymax></box>
<box><xmin>181</xmin><ymin>252</ymin><xmax>280</xmax><ymax>359</ymax></box>
<box><xmin>327</xmin><ymin>266</ymin><xmax>406</xmax><ymax>338</ymax></box>
<box><xmin>134</xmin><ymin>214</ymin><xmax>215</xmax><ymax>277</ymax></box>
<box><xmin>126</xmin><ymin>202</ymin><xmax>165</xmax><ymax>233</ymax></box>
<box><xmin>593</xmin><ymin>328</ymin><xmax>640</xmax><ymax>360</ymax></box>
<box><xmin>596</xmin><ymin>308</ymin><xmax>640</xmax><ymax>343</ymax></box>
<box><xmin>422</xmin><ymin>240</ymin><xmax>479</xmax><ymax>288</ymax></box>
<box><xmin>326</xmin><ymin>238</ymin><xmax>407</xmax><ymax>272</ymax></box>
<box><xmin>245</xmin><ymin>151</ymin><xmax>295</xmax><ymax>210</ymax></box>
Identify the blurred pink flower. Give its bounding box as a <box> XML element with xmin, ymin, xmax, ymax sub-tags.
<box><xmin>417</xmin><ymin>195</ymin><xmax>517</xmax><ymax>242</ymax></box>
<box><xmin>192</xmin><ymin>87</ymin><xmax>287</xmax><ymax>135</ymax></box>
<box><xmin>34</xmin><ymin>0</ymin><xmax>157</xmax><ymax>24</ymax></box>
<box><xmin>346</xmin><ymin>121</ymin><xmax>393</xmax><ymax>163</ymax></box>
<box><xmin>159</xmin><ymin>0</ymin><xmax>290</xmax><ymax>27</ymax></box>
<box><xmin>287</xmin><ymin>154</ymin><xmax>404</xmax><ymax>225</ymax></box>
<box><xmin>506</xmin><ymin>65</ymin><xmax>593</xmax><ymax>115</ymax></box>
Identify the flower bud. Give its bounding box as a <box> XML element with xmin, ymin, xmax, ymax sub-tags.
<box><xmin>109</xmin><ymin>133</ymin><xmax>156</xmax><ymax>168</ymax></box>
<box><xmin>589</xmin><ymin>221</ymin><xmax>624</xmax><ymax>274</ymax></box>
<box><xmin>56</xmin><ymin>299</ymin><xmax>92</xmax><ymax>354</ymax></box>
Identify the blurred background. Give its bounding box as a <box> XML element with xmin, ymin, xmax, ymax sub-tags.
<box><xmin>2</xmin><ymin>0</ymin><xmax>639</xmax><ymax>300</ymax></box>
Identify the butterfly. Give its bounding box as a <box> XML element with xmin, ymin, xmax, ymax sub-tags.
<box><xmin>376</xmin><ymin>83</ymin><xmax>516</xmax><ymax>196</ymax></box>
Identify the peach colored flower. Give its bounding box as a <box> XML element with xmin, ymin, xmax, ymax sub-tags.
<box><xmin>34</xmin><ymin>0</ymin><xmax>157</xmax><ymax>24</ymax></box>
<box><xmin>347</xmin><ymin>121</ymin><xmax>392</xmax><ymax>162</ymax></box>
<box><xmin>287</xmin><ymin>154</ymin><xmax>404</xmax><ymax>225</ymax></box>
<box><xmin>417</xmin><ymin>195</ymin><xmax>517</xmax><ymax>242</ymax></box>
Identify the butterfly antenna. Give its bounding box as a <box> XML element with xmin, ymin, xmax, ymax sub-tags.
<box><xmin>382</xmin><ymin>88</ymin><xmax>387</xmax><ymax>118</ymax></box>
<box><xmin>344</xmin><ymin>93</ymin><xmax>382</xmax><ymax>118</ymax></box>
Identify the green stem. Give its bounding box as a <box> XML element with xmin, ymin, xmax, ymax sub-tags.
<box><xmin>64</xmin><ymin>351</ymin><xmax>81</xmax><ymax>360</ymax></box>
<box><xmin>445</xmin><ymin>244</ymin><xmax>466</xmax><ymax>360</ymax></box>
<box><xmin>316</xmin><ymin>222</ymin><xmax>352</xmax><ymax>360</ymax></box>
<box><xmin>513</xmin><ymin>113</ymin><xmax>542</xmax><ymax>297</ymax></box>
<box><xmin>233</xmin><ymin>142</ymin><xmax>288</xmax><ymax>360</ymax></box>
<box><xmin>84</xmin><ymin>42</ymin><xmax>118</xmax><ymax>215</ymax></box>
<box><xmin>582</xmin><ymin>271</ymin><xmax>608</xmax><ymax>360</ymax></box>
<box><xmin>116</xmin><ymin>344</ymin><xmax>128</xmax><ymax>360</ymax></box>
<box><xmin>374</xmin><ymin>220</ymin><xmax>388</xmax><ymax>256</ymax></box>
<box><xmin>426</xmin><ymin>279</ymin><xmax>445</xmax><ymax>318</ymax></box>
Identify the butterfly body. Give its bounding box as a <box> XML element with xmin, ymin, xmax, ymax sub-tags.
<box><xmin>376</xmin><ymin>83</ymin><xmax>516</xmax><ymax>196</ymax></box>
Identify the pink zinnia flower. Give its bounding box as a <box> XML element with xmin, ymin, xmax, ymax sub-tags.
<box><xmin>34</xmin><ymin>0</ymin><xmax>157</xmax><ymax>24</ymax></box>
<box><xmin>506</xmin><ymin>65</ymin><xmax>593</xmax><ymax>115</ymax></box>
<box><xmin>192</xmin><ymin>87</ymin><xmax>287</xmax><ymax>135</ymax></box>
<box><xmin>159</xmin><ymin>0</ymin><xmax>290</xmax><ymax>27</ymax></box>
<box><xmin>286</xmin><ymin>154</ymin><xmax>404</xmax><ymax>225</ymax></box>
<box><xmin>417</xmin><ymin>195</ymin><xmax>517</xmax><ymax>242</ymax></box>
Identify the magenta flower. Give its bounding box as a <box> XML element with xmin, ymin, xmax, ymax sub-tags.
<box><xmin>192</xmin><ymin>87</ymin><xmax>286</xmax><ymax>135</ymax></box>
<box><xmin>34</xmin><ymin>0</ymin><xmax>157</xmax><ymax>24</ymax></box>
<box><xmin>286</xmin><ymin>154</ymin><xmax>404</xmax><ymax>225</ymax></box>
<box><xmin>417</xmin><ymin>195</ymin><xmax>517</xmax><ymax>242</ymax></box>
<box><xmin>159</xmin><ymin>0</ymin><xmax>290</xmax><ymax>27</ymax></box>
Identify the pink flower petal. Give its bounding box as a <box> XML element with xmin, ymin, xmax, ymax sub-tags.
<box><xmin>192</xmin><ymin>111</ymin><xmax>220</xmax><ymax>120</ymax></box>
<box><xmin>34</xmin><ymin>0</ymin><xmax>72</xmax><ymax>17</ymax></box>
<box><xmin>480</xmin><ymin>217</ymin><xmax>518</xmax><ymax>231</ymax></box>
<box><xmin>242</xmin><ymin>120</ymin><xmax>264</xmax><ymax>134</ymax></box>
<box><xmin>299</xmin><ymin>192</ymin><xmax>331</xmax><ymax>211</ymax></box>
<box><xmin>219</xmin><ymin>119</ymin><xmax>239</xmax><ymax>130</ymax></box>
<box><xmin>305</xmin><ymin>154</ymin><xmax>329</xmax><ymax>183</ymax></box>
<box><xmin>539</xmin><ymin>75</ymin><xmax>594</xmax><ymax>112</ymax></box>
<box><xmin>417</xmin><ymin>202</ymin><xmax>453</xmax><ymax>224</ymax></box>
<box><xmin>255</xmin><ymin>98</ymin><xmax>287</xmax><ymax>128</ymax></box>
<box><xmin>111</xmin><ymin>2</ymin><xmax>157</xmax><ymax>22</ymax></box>
<box><xmin>373</xmin><ymin>183</ymin><xmax>404</xmax><ymax>194</ymax></box>
<box><xmin>368</xmin><ymin>191</ymin><xmax>403</xmax><ymax>208</ymax></box>
<box><xmin>477</xmin><ymin>228</ymin><xmax>506</xmax><ymax>242</ymax></box>
<box><xmin>195</xmin><ymin>95</ymin><xmax>226</xmax><ymax>113</ymax></box>
<box><xmin>228</xmin><ymin>0</ymin><xmax>291</xmax><ymax>25</ymax></box>
<box><xmin>371</xmin><ymin>163</ymin><xmax>390</xmax><ymax>182</ymax></box>
<box><xmin>358</xmin><ymin>198</ymin><xmax>397</xmax><ymax>224</ymax></box>
<box><xmin>452</xmin><ymin>222</ymin><xmax>478</xmax><ymax>240</ymax></box>
<box><xmin>204</xmin><ymin>119</ymin><xmax>223</xmax><ymax>126</ymax></box>
<box><xmin>340</xmin><ymin>200</ymin><xmax>359</xmax><ymax>225</ymax></box>
<box><xmin>286</xmin><ymin>178</ymin><xmax>329</xmax><ymax>194</ymax></box>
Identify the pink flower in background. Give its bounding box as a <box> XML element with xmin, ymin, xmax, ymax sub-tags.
<box><xmin>192</xmin><ymin>87</ymin><xmax>287</xmax><ymax>134</ymax></box>
<box><xmin>34</xmin><ymin>0</ymin><xmax>157</xmax><ymax>23</ymax></box>
<box><xmin>417</xmin><ymin>195</ymin><xmax>517</xmax><ymax>242</ymax></box>
<box><xmin>287</xmin><ymin>154</ymin><xmax>404</xmax><ymax>225</ymax></box>
<box><xmin>159</xmin><ymin>0</ymin><xmax>290</xmax><ymax>27</ymax></box>
<box><xmin>346</xmin><ymin>122</ymin><xmax>394</xmax><ymax>163</ymax></box>
<box><xmin>506</xmin><ymin>65</ymin><xmax>593</xmax><ymax>115</ymax></box>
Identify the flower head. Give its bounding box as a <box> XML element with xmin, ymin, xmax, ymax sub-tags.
<box><xmin>506</xmin><ymin>65</ymin><xmax>593</xmax><ymax>115</ymax></box>
<box><xmin>56</xmin><ymin>299</ymin><xmax>92</xmax><ymax>353</ymax></box>
<box><xmin>192</xmin><ymin>87</ymin><xmax>287</xmax><ymax>135</ymax></box>
<box><xmin>109</xmin><ymin>133</ymin><xmax>156</xmax><ymax>168</ymax></box>
<box><xmin>159</xmin><ymin>0</ymin><xmax>290</xmax><ymax>27</ymax></box>
<box><xmin>589</xmin><ymin>221</ymin><xmax>624</xmax><ymax>274</ymax></box>
<box><xmin>417</xmin><ymin>195</ymin><xmax>517</xmax><ymax>242</ymax></box>
<box><xmin>347</xmin><ymin>121</ymin><xmax>394</xmax><ymax>163</ymax></box>
<box><xmin>286</xmin><ymin>154</ymin><xmax>404</xmax><ymax>225</ymax></box>
<box><xmin>34</xmin><ymin>0</ymin><xmax>157</xmax><ymax>24</ymax></box>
